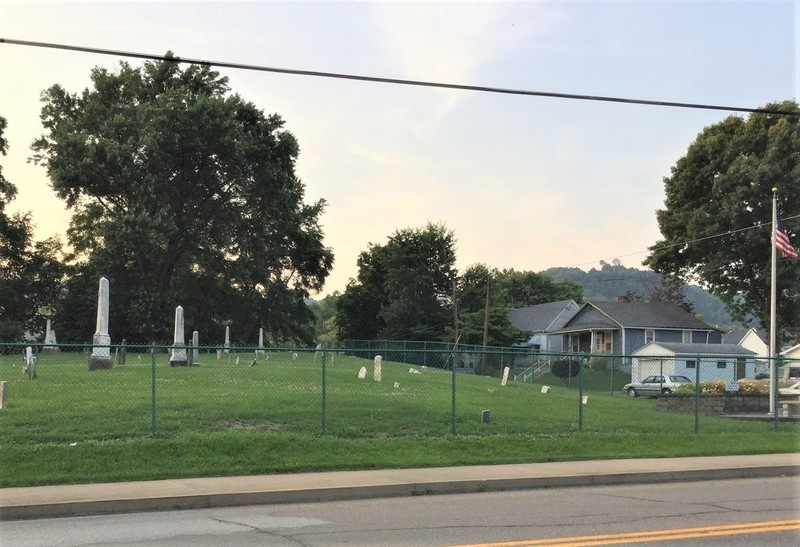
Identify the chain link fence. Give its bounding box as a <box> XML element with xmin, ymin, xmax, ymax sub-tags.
<box><xmin>1</xmin><ymin>342</ymin><xmax>797</xmax><ymax>445</ymax></box>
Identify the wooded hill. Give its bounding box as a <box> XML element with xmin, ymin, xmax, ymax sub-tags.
<box><xmin>544</xmin><ymin>264</ymin><xmax>743</xmax><ymax>330</ymax></box>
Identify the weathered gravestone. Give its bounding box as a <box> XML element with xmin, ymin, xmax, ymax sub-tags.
<box><xmin>374</xmin><ymin>355</ymin><xmax>382</xmax><ymax>382</ymax></box>
<box><xmin>0</xmin><ymin>381</ymin><xmax>7</xmax><ymax>410</ymax></box>
<box><xmin>23</xmin><ymin>346</ymin><xmax>37</xmax><ymax>379</ymax></box>
<box><xmin>88</xmin><ymin>277</ymin><xmax>113</xmax><ymax>370</ymax></box>
<box><xmin>191</xmin><ymin>331</ymin><xmax>200</xmax><ymax>366</ymax></box>
<box><xmin>224</xmin><ymin>326</ymin><xmax>231</xmax><ymax>354</ymax></box>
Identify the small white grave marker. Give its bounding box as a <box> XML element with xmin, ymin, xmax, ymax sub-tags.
<box><xmin>541</xmin><ymin>385</ymin><xmax>550</xmax><ymax>394</ymax></box>
<box><xmin>1</xmin><ymin>381</ymin><xmax>7</xmax><ymax>411</ymax></box>
<box><xmin>394</xmin><ymin>381</ymin><xmax>400</xmax><ymax>389</ymax></box>
<box><xmin>357</xmin><ymin>366</ymin><xmax>367</xmax><ymax>379</ymax></box>
<box><xmin>501</xmin><ymin>366</ymin><xmax>510</xmax><ymax>386</ymax></box>
<box><xmin>374</xmin><ymin>355</ymin><xmax>382</xmax><ymax>382</ymax></box>
<box><xmin>582</xmin><ymin>395</ymin><xmax>589</xmax><ymax>405</ymax></box>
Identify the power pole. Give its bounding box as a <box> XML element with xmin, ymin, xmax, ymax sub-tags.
<box><xmin>481</xmin><ymin>275</ymin><xmax>490</xmax><ymax>374</ymax></box>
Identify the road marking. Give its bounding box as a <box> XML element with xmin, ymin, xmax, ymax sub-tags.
<box><xmin>451</xmin><ymin>519</ymin><xmax>800</xmax><ymax>546</ymax></box>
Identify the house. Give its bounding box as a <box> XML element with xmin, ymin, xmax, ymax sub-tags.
<box><xmin>507</xmin><ymin>300</ymin><xmax>579</xmax><ymax>352</ymax></box>
<box><xmin>731</xmin><ymin>327</ymin><xmax>768</xmax><ymax>358</ymax></box>
<box><xmin>631</xmin><ymin>342</ymin><xmax>758</xmax><ymax>383</ymax></box>
<box><xmin>551</xmin><ymin>301</ymin><xmax>723</xmax><ymax>355</ymax></box>
<box><xmin>781</xmin><ymin>343</ymin><xmax>800</xmax><ymax>361</ymax></box>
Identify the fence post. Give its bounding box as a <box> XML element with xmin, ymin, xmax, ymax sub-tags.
<box><xmin>578</xmin><ymin>356</ymin><xmax>584</xmax><ymax>432</ymax></box>
<box><xmin>451</xmin><ymin>345</ymin><xmax>457</xmax><ymax>435</ymax></box>
<box><xmin>322</xmin><ymin>350</ymin><xmax>327</xmax><ymax>434</ymax></box>
<box><xmin>151</xmin><ymin>342</ymin><xmax>157</xmax><ymax>435</ymax></box>
<box><xmin>694</xmin><ymin>353</ymin><xmax>701</xmax><ymax>434</ymax></box>
<box><xmin>609</xmin><ymin>356</ymin><xmax>614</xmax><ymax>395</ymax></box>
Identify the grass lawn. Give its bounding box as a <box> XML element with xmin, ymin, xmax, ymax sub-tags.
<box><xmin>1</xmin><ymin>347</ymin><xmax>797</xmax><ymax>487</ymax></box>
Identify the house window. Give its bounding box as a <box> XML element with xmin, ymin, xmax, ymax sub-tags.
<box><xmin>686</xmin><ymin>360</ymin><xmax>696</xmax><ymax>369</ymax></box>
<box><xmin>682</xmin><ymin>330</ymin><xmax>692</xmax><ymax>343</ymax></box>
<box><xmin>645</xmin><ymin>329</ymin><xmax>654</xmax><ymax>344</ymax></box>
<box><xmin>717</xmin><ymin>361</ymin><xmax>726</xmax><ymax>369</ymax></box>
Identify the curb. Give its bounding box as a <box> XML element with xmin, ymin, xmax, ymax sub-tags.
<box><xmin>2</xmin><ymin>458</ymin><xmax>798</xmax><ymax>521</ymax></box>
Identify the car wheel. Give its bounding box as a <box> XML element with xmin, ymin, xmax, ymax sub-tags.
<box><xmin>627</xmin><ymin>387</ymin><xmax>637</xmax><ymax>398</ymax></box>
<box><xmin>661</xmin><ymin>388</ymin><xmax>672</xmax><ymax>395</ymax></box>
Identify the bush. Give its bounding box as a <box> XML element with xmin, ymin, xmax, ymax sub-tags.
<box><xmin>551</xmin><ymin>358</ymin><xmax>580</xmax><ymax>382</ymax></box>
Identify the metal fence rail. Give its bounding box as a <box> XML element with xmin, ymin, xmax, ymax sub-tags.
<box><xmin>0</xmin><ymin>342</ymin><xmax>796</xmax><ymax>444</ymax></box>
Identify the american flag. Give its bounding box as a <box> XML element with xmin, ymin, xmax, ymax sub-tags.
<box><xmin>776</xmin><ymin>210</ymin><xmax>798</xmax><ymax>259</ymax></box>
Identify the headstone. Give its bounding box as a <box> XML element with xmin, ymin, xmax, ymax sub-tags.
<box><xmin>216</xmin><ymin>349</ymin><xmax>222</xmax><ymax>360</ymax></box>
<box><xmin>224</xmin><ymin>326</ymin><xmax>231</xmax><ymax>353</ymax></box>
<box><xmin>170</xmin><ymin>306</ymin><xmax>188</xmax><ymax>366</ymax></box>
<box><xmin>541</xmin><ymin>385</ymin><xmax>550</xmax><ymax>394</ymax></box>
<box><xmin>358</xmin><ymin>366</ymin><xmax>367</xmax><ymax>379</ymax></box>
<box><xmin>501</xmin><ymin>366</ymin><xmax>510</xmax><ymax>386</ymax></box>
<box><xmin>0</xmin><ymin>381</ymin><xmax>7</xmax><ymax>411</ymax></box>
<box><xmin>292</xmin><ymin>352</ymin><xmax>298</xmax><ymax>360</ymax></box>
<box><xmin>235</xmin><ymin>355</ymin><xmax>240</xmax><ymax>365</ymax></box>
<box><xmin>314</xmin><ymin>343</ymin><xmax>322</xmax><ymax>361</ymax></box>
<box><xmin>394</xmin><ymin>381</ymin><xmax>400</xmax><ymax>389</ymax></box>
<box><xmin>118</xmin><ymin>338</ymin><xmax>126</xmax><ymax>365</ymax></box>
<box><xmin>42</xmin><ymin>318</ymin><xmax>59</xmax><ymax>352</ymax></box>
<box><xmin>257</xmin><ymin>327</ymin><xmax>265</xmax><ymax>356</ymax></box>
<box><xmin>374</xmin><ymin>355</ymin><xmax>382</xmax><ymax>382</ymax></box>
<box><xmin>482</xmin><ymin>409</ymin><xmax>491</xmax><ymax>424</ymax></box>
<box><xmin>582</xmin><ymin>395</ymin><xmax>589</xmax><ymax>405</ymax></box>
<box><xmin>191</xmin><ymin>331</ymin><xmax>200</xmax><ymax>366</ymax></box>
<box><xmin>88</xmin><ymin>277</ymin><xmax>113</xmax><ymax>370</ymax></box>
<box><xmin>23</xmin><ymin>346</ymin><xmax>37</xmax><ymax>380</ymax></box>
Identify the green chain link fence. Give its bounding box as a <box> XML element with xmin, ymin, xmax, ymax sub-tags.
<box><xmin>0</xmin><ymin>341</ymin><xmax>797</xmax><ymax>446</ymax></box>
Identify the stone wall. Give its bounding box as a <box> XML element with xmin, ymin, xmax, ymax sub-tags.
<box><xmin>656</xmin><ymin>394</ymin><xmax>770</xmax><ymax>415</ymax></box>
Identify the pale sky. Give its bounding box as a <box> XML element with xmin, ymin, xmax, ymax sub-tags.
<box><xmin>1</xmin><ymin>1</ymin><xmax>797</xmax><ymax>297</ymax></box>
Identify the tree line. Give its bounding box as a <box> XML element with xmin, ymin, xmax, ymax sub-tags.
<box><xmin>1</xmin><ymin>55</ymin><xmax>798</xmax><ymax>346</ymax></box>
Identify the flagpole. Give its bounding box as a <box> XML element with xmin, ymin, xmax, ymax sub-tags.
<box><xmin>769</xmin><ymin>188</ymin><xmax>778</xmax><ymax>415</ymax></box>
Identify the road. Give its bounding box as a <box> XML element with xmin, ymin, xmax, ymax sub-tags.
<box><xmin>2</xmin><ymin>477</ymin><xmax>798</xmax><ymax>546</ymax></box>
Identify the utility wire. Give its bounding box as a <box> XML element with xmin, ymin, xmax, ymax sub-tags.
<box><xmin>2</xmin><ymin>37</ymin><xmax>798</xmax><ymax>117</ymax></box>
<box><xmin>569</xmin><ymin>213</ymin><xmax>800</xmax><ymax>269</ymax></box>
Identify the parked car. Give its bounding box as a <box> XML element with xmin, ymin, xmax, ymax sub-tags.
<box><xmin>624</xmin><ymin>375</ymin><xmax>692</xmax><ymax>397</ymax></box>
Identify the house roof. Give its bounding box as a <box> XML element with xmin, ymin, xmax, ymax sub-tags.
<box><xmin>575</xmin><ymin>301</ymin><xmax>718</xmax><ymax>331</ymax></box>
<box><xmin>507</xmin><ymin>300</ymin><xmax>578</xmax><ymax>333</ymax></box>
<box><xmin>634</xmin><ymin>342</ymin><xmax>757</xmax><ymax>356</ymax></box>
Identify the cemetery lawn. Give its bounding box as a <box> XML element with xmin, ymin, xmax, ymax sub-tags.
<box><xmin>1</xmin><ymin>349</ymin><xmax>798</xmax><ymax>488</ymax></box>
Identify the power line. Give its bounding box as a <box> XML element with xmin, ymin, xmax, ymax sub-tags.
<box><xmin>1</xmin><ymin>37</ymin><xmax>798</xmax><ymax>117</ymax></box>
<box><xmin>569</xmin><ymin>213</ymin><xmax>800</xmax><ymax>269</ymax></box>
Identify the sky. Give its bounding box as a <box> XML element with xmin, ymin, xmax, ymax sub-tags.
<box><xmin>1</xmin><ymin>0</ymin><xmax>798</xmax><ymax>298</ymax></box>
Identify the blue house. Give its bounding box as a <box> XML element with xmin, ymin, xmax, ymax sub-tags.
<box><xmin>507</xmin><ymin>300</ymin><xmax>580</xmax><ymax>352</ymax></box>
<box><xmin>552</xmin><ymin>301</ymin><xmax>723</xmax><ymax>355</ymax></box>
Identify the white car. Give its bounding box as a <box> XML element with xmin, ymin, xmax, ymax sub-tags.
<box><xmin>624</xmin><ymin>375</ymin><xmax>692</xmax><ymax>397</ymax></box>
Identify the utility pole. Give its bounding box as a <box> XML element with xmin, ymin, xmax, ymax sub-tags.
<box><xmin>481</xmin><ymin>275</ymin><xmax>490</xmax><ymax>374</ymax></box>
<box><xmin>452</xmin><ymin>277</ymin><xmax>459</xmax><ymax>346</ymax></box>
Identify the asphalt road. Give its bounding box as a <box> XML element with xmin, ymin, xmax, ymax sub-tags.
<box><xmin>2</xmin><ymin>477</ymin><xmax>798</xmax><ymax>546</ymax></box>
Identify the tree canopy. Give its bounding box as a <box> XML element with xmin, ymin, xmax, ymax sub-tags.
<box><xmin>336</xmin><ymin>223</ymin><xmax>456</xmax><ymax>342</ymax></box>
<box><xmin>32</xmin><ymin>56</ymin><xmax>333</xmax><ymax>343</ymax></box>
<box><xmin>645</xmin><ymin>101</ymin><xmax>800</xmax><ymax>343</ymax></box>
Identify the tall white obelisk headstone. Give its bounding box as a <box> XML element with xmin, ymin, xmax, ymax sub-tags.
<box><xmin>224</xmin><ymin>326</ymin><xmax>231</xmax><ymax>354</ymax></box>
<box><xmin>257</xmin><ymin>327</ymin><xmax>265</xmax><ymax>356</ymax></box>
<box><xmin>43</xmin><ymin>318</ymin><xmax>59</xmax><ymax>351</ymax></box>
<box><xmin>170</xmin><ymin>305</ymin><xmax>188</xmax><ymax>366</ymax></box>
<box><xmin>88</xmin><ymin>277</ymin><xmax>112</xmax><ymax>370</ymax></box>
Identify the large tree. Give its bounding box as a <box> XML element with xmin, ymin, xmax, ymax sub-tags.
<box><xmin>336</xmin><ymin>223</ymin><xmax>456</xmax><ymax>342</ymax></box>
<box><xmin>646</xmin><ymin>101</ymin><xmax>800</xmax><ymax>343</ymax></box>
<box><xmin>32</xmin><ymin>55</ymin><xmax>333</xmax><ymax>343</ymax></box>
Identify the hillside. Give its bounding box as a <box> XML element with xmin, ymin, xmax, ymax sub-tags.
<box><xmin>544</xmin><ymin>264</ymin><xmax>743</xmax><ymax>330</ymax></box>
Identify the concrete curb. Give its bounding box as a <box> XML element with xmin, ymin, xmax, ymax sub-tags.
<box><xmin>2</xmin><ymin>454</ymin><xmax>799</xmax><ymax>521</ymax></box>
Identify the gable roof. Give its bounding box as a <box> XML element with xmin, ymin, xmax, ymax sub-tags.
<box><xmin>634</xmin><ymin>342</ymin><xmax>756</xmax><ymax>356</ymax></box>
<box><xmin>573</xmin><ymin>301</ymin><xmax>718</xmax><ymax>331</ymax></box>
<box><xmin>507</xmin><ymin>300</ymin><xmax>579</xmax><ymax>333</ymax></box>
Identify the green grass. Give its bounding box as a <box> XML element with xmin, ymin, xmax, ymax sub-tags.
<box><xmin>0</xmin><ymin>348</ymin><xmax>797</xmax><ymax>487</ymax></box>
